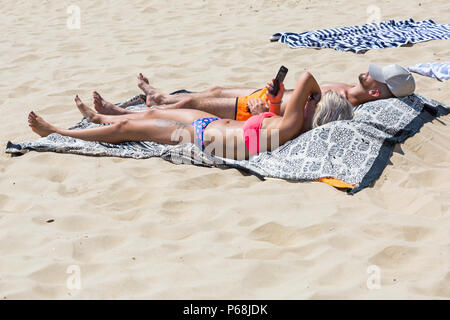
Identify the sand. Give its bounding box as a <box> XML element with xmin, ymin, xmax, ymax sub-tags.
<box><xmin>0</xmin><ymin>0</ymin><xmax>449</xmax><ymax>299</ymax></box>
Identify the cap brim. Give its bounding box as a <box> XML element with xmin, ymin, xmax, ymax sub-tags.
<box><xmin>368</xmin><ymin>63</ymin><xmax>386</xmax><ymax>83</ymax></box>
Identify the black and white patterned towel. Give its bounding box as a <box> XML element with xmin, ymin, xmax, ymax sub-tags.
<box><xmin>6</xmin><ymin>93</ymin><xmax>449</xmax><ymax>194</ymax></box>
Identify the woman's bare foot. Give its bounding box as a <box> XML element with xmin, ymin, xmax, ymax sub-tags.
<box><xmin>137</xmin><ymin>73</ymin><xmax>166</xmax><ymax>106</ymax></box>
<box><xmin>92</xmin><ymin>91</ymin><xmax>126</xmax><ymax>115</ymax></box>
<box><xmin>74</xmin><ymin>95</ymin><xmax>100</xmax><ymax>123</ymax></box>
<box><xmin>28</xmin><ymin>111</ymin><xmax>57</xmax><ymax>137</ymax></box>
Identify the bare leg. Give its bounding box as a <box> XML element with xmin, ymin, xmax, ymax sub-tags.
<box><xmin>209</xmin><ymin>87</ymin><xmax>259</xmax><ymax>98</ymax></box>
<box><xmin>28</xmin><ymin>111</ymin><xmax>194</xmax><ymax>145</ymax></box>
<box><xmin>146</xmin><ymin>87</ymin><xmax>258</xmax><ymax>106</ymax></box>
<box><xmin>75</xmin><ymin>95</ymin><xmax>100</xmax><ymax>122</ymax></box>
<box><xmin>160</xmin><ymin>96</ymin><xmax>237</xmax><ymax>119</ymax></box>
<box><xmin>92</xmin><ymin>91</ymin><xmax>140</xmax><ymax>116</ymax></box>
<box><xmin>137</xmin><ymin>73</ymin><xmax>257</xmax><ymax>105</ymax></box>
<box><xmin>155</xmin><ymin>87</ymin><xmax>257</xmax><ymax>104</ymax></box>
<box><xmin>75</xmin><ymin>95</ymin><xmax>151</xmax><ymax>124</ymax></box>
<box><xmin>85</xmin><ymin>74</ymin><xmax>157</xmax><ymax>115</ymax></box>
<box><xmin>89</xmin><ymin>87</ymin><xmax>248</xmax><ymax>120</ymax></box>
<box><xmin>137</xmin><ymin>73</ymin><xmax>166</xmax><ymax>107</ymax></box>
<box><xmin>76</xmin><ymin>95</ymin><xmax>219</xmax><ymax>124</ymax></box>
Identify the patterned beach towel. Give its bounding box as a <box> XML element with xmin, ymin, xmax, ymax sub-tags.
<box><xmin>271</xmin><ymin>19</ymin><xmax>450</xmax><ymax>53</ymax></box>
<box><xmin>5</xmin><ymin>93</ymin><xmax>449</xmax><ymax>194</ymax></box>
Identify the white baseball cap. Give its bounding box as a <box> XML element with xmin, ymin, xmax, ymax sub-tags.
<box><xmin>368</xmin><ymin>63</ymin><xmax>415</xmax><ymax>97</ymax></box>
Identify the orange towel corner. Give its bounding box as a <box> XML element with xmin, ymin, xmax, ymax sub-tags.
<box><xmin>315</xmin><ymin>177</ymin><xmax>355</xmax><ymax>190</ymax></box>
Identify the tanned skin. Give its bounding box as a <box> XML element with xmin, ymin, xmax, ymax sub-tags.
<box><xmin>28</xmin><ymin>73</ymin><xmax>321</xmax><ymax>160</ymax></box>
<box><xmin>92</xmin><ymin>71</ymin><xmax>393</xmax><ymax>120</ymax></box>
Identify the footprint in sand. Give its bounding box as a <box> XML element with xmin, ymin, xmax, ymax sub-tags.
<box><xmin>368</xmin><ymin>245</ymin><xmax>419</xmax><ymax>269</ymax></box>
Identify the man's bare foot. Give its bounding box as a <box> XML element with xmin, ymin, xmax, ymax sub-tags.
<box><xmin>137</xmin><ymin>73</ymin><xmax>166</xmax><ymax>106</ymax></box>
<box><xmin>74</xmin><ymin>95</ymin><xmax>100</xmax><ymax>123</ymax></box>
<box><xmin>28</xmin><ymin>111</ymin><xmax>57</xmax><ymax>137</ymax></box>
<box><xmin>137</xmin><ymin>72</ymin><xmax>151</xmax><ymax>93</ymax></box>
<box><xmin>92</xmin><ymin>91</ymin><xmax>126</xmax><ymax>115</ymax></box>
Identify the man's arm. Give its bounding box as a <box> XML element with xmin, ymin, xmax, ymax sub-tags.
<box><xmin>247</xmin><ymin>98</ymin><xmax>269</xmax><ymax>115</ymax></box>
<box><xmin>321</xmin><ymin>82</ymin><xmax>347</xmax><ymax>86</ymax></box>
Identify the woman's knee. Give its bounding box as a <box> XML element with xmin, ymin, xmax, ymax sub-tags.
<box><xmin>143</xmin><ymin>108</ymin><xmax>159</xmax><ymax>118</ymax></box>
<box><xmin>115</xmin><ymin>119</ymin><xmax>130</xmax><ymax>134</ymax></box>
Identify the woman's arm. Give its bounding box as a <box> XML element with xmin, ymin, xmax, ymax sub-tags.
<box><xmin>278</xmin><ymin>72</ymin><xmax>320</xmax><ymax>139</ymax></box>
<box><xmin>265</xmin><ymin>80</ymin><xmax>285</xmax><ymax>115</ymax></box>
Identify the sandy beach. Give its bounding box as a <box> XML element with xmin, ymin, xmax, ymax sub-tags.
<box><xmin>0</xmin><ymin>0</ymin><xmax>449</xmax><ymax>299</ymax></box>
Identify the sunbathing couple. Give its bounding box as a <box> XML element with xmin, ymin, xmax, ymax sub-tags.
<box><xmin>28</xmin><ymin>63</ymin><xmax>415</xmax><ymax>160</ymax></box>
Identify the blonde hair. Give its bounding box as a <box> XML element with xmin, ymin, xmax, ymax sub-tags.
<box><xmin>312</xmin><ymin>90</ymin><xmax>354</xmax><ymax>128</ymax></box>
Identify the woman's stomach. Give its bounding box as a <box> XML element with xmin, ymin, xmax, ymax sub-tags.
<box><xmin>203</xmin><ymin>120</ymin><xmax>249</xmax><ymax>160</ymax></box>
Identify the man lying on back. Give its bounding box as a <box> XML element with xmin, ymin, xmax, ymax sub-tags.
<box><xmin>92</xmin><ymin>63</ymin><xmax>415</xmax><ymax>120</ymax></box>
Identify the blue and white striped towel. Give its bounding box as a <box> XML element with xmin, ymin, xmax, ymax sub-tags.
<box><xmin>271</xmin><ymin>19</ymin><xmax>450</xmax><ymax>54</ymax></box>
<box><xmin>408</xmin><ymin>62</ymin><xmax>450</xmax><ymax>81</ymax></box>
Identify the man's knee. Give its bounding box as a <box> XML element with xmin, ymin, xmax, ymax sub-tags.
<box><xmin>207</xmin><ymin>86</ymin><xmax>223</xmax><ymax>96</ymax></box>
<box><xmin>178</xmin><ymin>96</ymin><xmax>196</xmax><ymax>109</ymax></box>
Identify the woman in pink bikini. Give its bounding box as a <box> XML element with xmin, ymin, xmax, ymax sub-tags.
<box><xmin>28</xmin><ymin>72</ymin><xmax>354</xmax><ymax>160</ymax></box>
